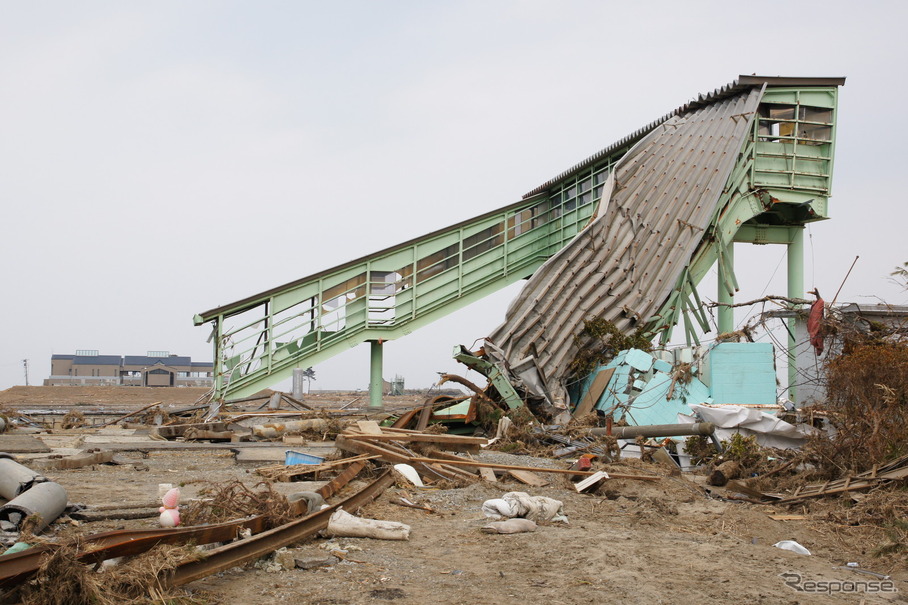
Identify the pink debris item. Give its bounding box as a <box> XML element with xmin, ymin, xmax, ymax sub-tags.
<box><xmin>158</xmin><ymin>487</ymin><xmax>181</xmax><ymax>528</ymax></box>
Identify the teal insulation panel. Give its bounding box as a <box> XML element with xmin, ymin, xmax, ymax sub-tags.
<box><xmin>706</xmin><ymin>342</ymin><xmax>777</xmax><ymax>405</ymax></box>
<box><xmin>583</xmin><ymin>349</ymin><xmax>712</xmax><ymax>426</ymax></box>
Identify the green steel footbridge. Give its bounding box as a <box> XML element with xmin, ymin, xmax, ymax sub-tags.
<box><xmin>194</xmin><ymin>76</ymin><xmax>843</xmax><ymax>407</ymax></box>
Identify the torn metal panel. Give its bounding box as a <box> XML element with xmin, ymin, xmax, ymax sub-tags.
<box><xmin>487</xmin><ymin>88</ymin><xmax>763</xmax><ymax>404</ymax></box>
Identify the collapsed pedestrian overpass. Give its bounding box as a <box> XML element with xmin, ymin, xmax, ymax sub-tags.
<box><xmin>194</xmin><ymin>75</ymin><xmax>844</xmax><ymax>407</ymax></box>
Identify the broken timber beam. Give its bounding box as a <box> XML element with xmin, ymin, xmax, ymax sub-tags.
<box><xmin>30</xmin><ymin>450</ymin><xmax>115</xmax><ymax>471</ymax></box>
<box><xmin>405</xmin><ymin>457</ymin><xmax>660</xmax><ymax>481</ymax></box>
<box><xmin>335</xmin><ymin>435</ymin><xmax>411</xmax><ymax>463</ymax></box>
<box><xmin>342</xmin><ymin>431</ymin><xmax>487</xmax><ymax>453</ymax></box>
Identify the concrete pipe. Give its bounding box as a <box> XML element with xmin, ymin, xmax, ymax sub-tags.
<box><xmin>590</xmin><ymin>422</ymin><xmax>715</xmax><ymax>439</ymax></box>
<box><xmin>0</xmin><ymin>456</ymin><xmax>47</xmax><ymax>501</ymax></box>
<box><xmin>0</xmin><ymin>481</ymin><xmax>68</xmax><ymax>533</ymax></box>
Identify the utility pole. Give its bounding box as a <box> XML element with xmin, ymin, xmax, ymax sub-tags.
<box><xmin>22</xmin><ymin>359</ymin><xmax>29</xmax><ymax>386</ymax></box>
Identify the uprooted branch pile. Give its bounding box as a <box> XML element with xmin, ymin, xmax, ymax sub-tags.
<box><xmin>182</xmin><ymin>480</ymin><xmax>294</xmax><ymax>528</ymax></box>
<box><xmin>803</xmin><ymin>314</ymin><xmax>908</xmax><ymax>476</ymax></box>
<box><xmin>17</xmin><ymin>538</ymin><xmax>206</xmax><ymax>605</ymax></box>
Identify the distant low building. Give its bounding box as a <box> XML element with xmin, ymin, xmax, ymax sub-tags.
<box><xmin>45</xmin><ymin>350</ymin><xmax>213</xmax><ymax>387</ymax></box>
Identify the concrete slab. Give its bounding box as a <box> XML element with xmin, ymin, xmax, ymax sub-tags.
<box><xmin>83</xmin><ymin>435</ymin><xmax>152</xmax><ymax>444</ymax></box>
<box><xmin>0</xmin><ymin>434</ymin><xmax>51</xmax><ymax>453</ymax></box>
<box><xmin>37</xmin><ymin>435</ymin><xmax>86</xmax><ymax>449</ymax></box>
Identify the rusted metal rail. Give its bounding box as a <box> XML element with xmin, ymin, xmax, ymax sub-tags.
<box><xmin>167</xmin><ymin>469</ymin><xmax>393</xmax><ymax>586</ymax></box>
<box><xmin>0</xmin><ymin>517</ymin><xmax>266</xmax><ymax>589</ymax></box>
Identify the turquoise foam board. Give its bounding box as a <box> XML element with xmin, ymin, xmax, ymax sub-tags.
<box><xmin>625</xmin><ymin>348</ymin><xmax>655</xmax><ymax>372</ymax></box>
<box><xmin>707</xmin><ymin>342</ymin><xmax>777</xmax><ymax>405</ymax></box>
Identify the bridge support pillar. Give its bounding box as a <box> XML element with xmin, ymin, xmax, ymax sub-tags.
<box><xmin>787</xmin><ymin>227</ymin><xmax>805</xmax><ymax>404</ymax></box>
<box><xmin>369</xmin><ymin>340</ymin><xmax>384</xmax><ymax>410</ymax></box>
<box><xmin>718</xmin><ymin>241</ymin><xmax>735</xmax><ymax>334</ymax></box>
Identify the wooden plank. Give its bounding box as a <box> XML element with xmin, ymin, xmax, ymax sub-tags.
<box><xmin>405</xmin><ymin>456</ymin><xmax>661</xmax><ymax>480</ymax></box>
<box><xmin>573</xmin><ymin>368</ymin><xmax>615</xmax><ymax>417</ymax></box>
<box><xmin>343</xmin><ymin>433</ymin><xmax>487</xmax><ymax>445</ymax></box>
<box><xmin>416</xmin><ymin>462</ymin><xmax>461</xmax><ymax>483</ymax></box>
<box><xmin>575</xmin><ymin>471</ymin><xmax>609</xmax><ymax>493</ymax></box>
<box><xmin>152</xmin><ymin>422</ymin><xmax>231</xmax><ymax>440</ymax></box>
<box><xmin>334</xmin><ymin>435</ymin><xmax>409</xmax><ymax>463</ymax></box>
<box><xmin>478</xmin><ymin>467</ymin><xmax>497</xmax><ymax>482</ymax></box>
<box><xmin>507</xmin><ymin>470</ymin><xmax>549</xmax><ymax>487</ymax></box>
<box><xmin>31</xmin><ymin>450</ymin><xmax>115</xmax><ymax>470</ymax></box>
<box><xmin>355</xmin><ymin>421</ymin><xmax>383</xmax><ymax>435</ymax></box>
<box><xmin>768</xmin><ymin>514</ymin><xmax>808</xmax><ymax>521</ymax></box>
<box><xmin>435</xmin><ymin>463</ymin><xmax>479</xmax><ymax>482</ymax></box>
<box><xmin>726</xmin><ymin>480</ymin><xmax>781</xmax><ymax>501</ymax></box>
<box><xmin>256</xmin><ymin>454</ymin><xmax>379</xmax><ymax>481</ymax></box>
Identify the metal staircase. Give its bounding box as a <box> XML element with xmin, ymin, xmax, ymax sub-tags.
<box><xmin>194</xmin><ymin>161</ymin><xmax>618</xmax><ymax>399</ymax></box>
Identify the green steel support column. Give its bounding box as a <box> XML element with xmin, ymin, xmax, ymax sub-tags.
<box><xmin>213</xmin><ymin>317</ymin><xmax>224</xmax><ymax>400</ymax></box>
<box><xmin>369</xmin><ymin>340</ymin><xmax>383</xmax><ymax>410</ymax></box>
<box><xmin>787</xmin><ymin>227</ymin><xmax>805</xmax><ymax>403</ymax></box>
<box><xmin>717</xmin><ymin>241</ymin><xmax>735</xmax><ymax>334</ymax></box>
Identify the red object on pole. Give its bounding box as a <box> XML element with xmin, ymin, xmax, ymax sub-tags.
<box><xmin>808</xmin><ymin>298</ymin><xmax>825</xmax><ymax>355</ymax></box>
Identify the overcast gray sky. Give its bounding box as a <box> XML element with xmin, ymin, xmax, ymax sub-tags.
<box><xmin>1</xmin><ymin>1</ymin><xmax>905</xmax><ymax>391</ymax></box>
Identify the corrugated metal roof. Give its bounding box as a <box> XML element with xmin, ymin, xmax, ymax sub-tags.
<box><xmin>487</xmin><ymin>87</ymin><xmax>764</xmax><ymax>404</ymax></box>
<box><xmin>522</xmin><ymin>76</ymin><xmax>844</xmax><ymax>199</ymax></box>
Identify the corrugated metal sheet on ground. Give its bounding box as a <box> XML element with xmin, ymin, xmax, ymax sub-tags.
<box><xmin>487</xmin><ymin>88</ymin><xmax>763</xmax><ymax>404</ymax></box>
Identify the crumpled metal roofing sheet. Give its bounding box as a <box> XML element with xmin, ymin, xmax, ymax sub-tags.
<box><xmin>487</xmin><ymin>87</ymin><xmax>763</xmax><ymax>404</ymax></box>
<box><xmin>522</xmin><ymin>76</ymin><xmax>843</xmax><ymax>201</ymax></box>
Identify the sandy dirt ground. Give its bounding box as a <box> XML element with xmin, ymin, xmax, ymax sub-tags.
<box><xmin>0</xmin><ymin>386</ymin><xmax>213</xmax><ymax>408</ymax></box>
<box><xmin>1</xmin><ymin>387</ymin><xmax>906</xmax><ymax>604</ymax></box>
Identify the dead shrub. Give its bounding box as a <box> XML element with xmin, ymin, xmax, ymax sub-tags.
<box><xmin>683</xmin><ymin>435</ymin><xmax>717</xmax><ymax>467</ymax></box>
<box><xmin>18</xmin><ymin>539</ymin><xmax>206</xmax><ymax>605</ymax></box>
<box><xmin>805</xmin><ymin>341</ymin><xmax>908</xmax><ymax>474</ymax></box>
<box><xmin>566</xmin><ymin>317</ymin><xmax>653</xmax><ymax>385</ymax></box>
<box><xmin>60</xmin><ymin>410</ymin><xmax>85</xmax><ymax>430</ymax></box>
<box><xmin>182</xmin><ymin>480</ymin><xmax>294</xmax><ymax>529</ymax></box>
<box><xmin>136</xmin><ymin>407</ymin><xmax>170</xmax><ymax>426</ymax></box>
<box><xmin>19</xmin><ymin>537</ymin><xmax>102</xmax><ymax>605</ymax></box>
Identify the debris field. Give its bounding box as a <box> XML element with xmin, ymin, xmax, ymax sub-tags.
<box><xmin>0</xmin><ymin>386</ymin><xmax>905</xmax><ymax>604</ymax></box>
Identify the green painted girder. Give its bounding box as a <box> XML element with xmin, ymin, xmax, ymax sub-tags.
<box><xmin>452</xmin><ymin>346</ymin><xmax>524</xmax><ymax>410</ymax></box>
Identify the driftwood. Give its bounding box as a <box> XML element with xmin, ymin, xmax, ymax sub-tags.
<box><xmin>708</xmin><ymin>461</ymin><xmax>743</xmax><ymax>486</ymax></box>
<box><xmin>100</xmin><ymin>401</ymin><xmax>162</xmax><ymax>427</ymax></box>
